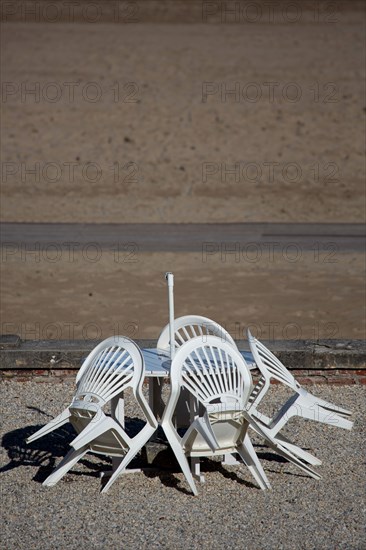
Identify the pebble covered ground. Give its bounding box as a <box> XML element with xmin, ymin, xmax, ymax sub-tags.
<box><xmin>1</xmin><ymin>381</ymin><xmax>365</xmax><ymax>550</ymax></box>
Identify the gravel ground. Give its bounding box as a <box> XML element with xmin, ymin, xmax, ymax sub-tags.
<box><xmin>0</xmin><ymin>381</ymin><xmax>365</xmax><ymax>550</ymax></box>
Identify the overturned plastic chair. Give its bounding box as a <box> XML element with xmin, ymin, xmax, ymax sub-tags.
<box><xmin>157</xmin><ymin>314</ymin><xmax>236</xmax><ymax>352</ymax></box>
<box><xmin>161</xmin><ymin>335</ymin><xmax>271</xmax><ymax>495</ymax></box>
<box><xmin>27</xmin><ymin>336</ymin><xmax>157</xmax><ymax>492</ymax></box>
<box><xmin>246</xmin><ymin>329</ymin><xmax>353</xmax><ymax>474</ymax></box>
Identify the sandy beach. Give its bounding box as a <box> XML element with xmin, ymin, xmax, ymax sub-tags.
<box><xmin>1</xmin><ymin>250</ymin><xmax>364</xmax><ymax>340</ymax></box>
<box><xmin>1</xmin><ymin>14</ymin><xmax>365</xmax><ymax>224</ymax></box>
<box><xmin>1</xmin><ymin>4</ymin><xmax>365</xmax><ymax>340</ymax></box>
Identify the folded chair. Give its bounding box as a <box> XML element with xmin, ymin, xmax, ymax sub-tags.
<box><xmin>161</xmin><ymin>335</ymin><xmax>271</xmax><ymax>495</ymax></box>
<box><xmin>246</xmin><ymin>329</ymin><xmax>353</xmax><ymax>471</ymax></box>
<box><xmin>27</xmin><ymin>336</ymin><xmax>157</xmax><ymax>492</ymax></box>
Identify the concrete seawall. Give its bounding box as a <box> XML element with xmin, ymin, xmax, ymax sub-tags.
<box><xmin>1</xmin><ymin>336</ymin><xmax>365</xmax><ymax>385</ymax></box>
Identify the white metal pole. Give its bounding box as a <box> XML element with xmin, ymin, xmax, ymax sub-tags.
<box><xmin>165</xmin><ymin>272</ymin><xmax>175</xmax><ymax>360</ymax></box>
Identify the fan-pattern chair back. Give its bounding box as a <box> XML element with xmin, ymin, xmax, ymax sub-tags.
<box><xmin>248</xmin><ymin>330</ymin><xmax>298</xmax><ymax>389</ymax></box>
<box><xmin>171</xmin><ymin>336</ymin><xmax>252</xmax><ymax>409</ymax></box>
<box><xmin>157</xmin><ymin>315</ymin><xmax>237</xmax><ymax>352</ymax></box>
<box><xmin>76</xmin><ymin>336</ymin><xmax>143</xmax><ymax>405</ymax></box>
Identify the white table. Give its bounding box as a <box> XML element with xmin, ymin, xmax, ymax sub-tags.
<box><xmin>142</xmin><ymin>348</ymin><xmax>255</xmax><ymax>375</ymax></box>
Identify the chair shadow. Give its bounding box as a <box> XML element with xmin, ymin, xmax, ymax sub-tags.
<box><xmin>253</xmin><ymin>445</ymin><xmax>316</xmax><ymax>479</ymax></box>
<box><xmin>205</xmin><ymin>459</ymin><xmax>258</xmax><ymax>489</ymax></box>
<box><xmin>1</xmin><ymin>424</ymin><xmax>75</xmax><ymax>483</ymax></box>
<box><xmin>1</xmin><ymin>421</ymin><xmax>313</xmax><ymax>490</ymax></box>
<box><xmin>141</xmin><ymin>447</ymin><xmax>196</xmax><ymax>496</ymax></box>
<box><xmin>140</xmin><ymin>439</ymin><xmax>262</xmax><ymax>494</ymax></box>
<box><xmin>142</xmin><ymin>439</ymin><xmax>313</xmax><ymax>492</ymax></box>
<box><xmin>141</xmin><ymin>450</ymin><xmax>263</xmax><ymax>493</ymax></box>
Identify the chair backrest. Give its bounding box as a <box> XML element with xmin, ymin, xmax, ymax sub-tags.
<box><xmin>157</xmin><ymin>315</ymin><xmax>237</xmax><ymax>352</ymax></box>
<box><xmin>75</xmin><ymin>336</ymin><xmax>144</xmax><ymax>406</ymax></box>
<box><xmin>170</xmin><ymin>335</ymin><xmax>252</xmax><ymax>410</ymax></box>
<box><xmin>247</xmin><ymin>330</ymin><xmax>298</xmax><ymax>390</ymax></box>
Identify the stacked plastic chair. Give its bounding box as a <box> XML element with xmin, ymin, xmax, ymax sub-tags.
<box><xmin>27</xmin><ymin>336</ymin><xmax>157</xmax><ymax>492</ymax></box>
<box><xmin>161</xmin><ymin>335</ymin><xmax>271</xmax><ymax>495</ymax></box>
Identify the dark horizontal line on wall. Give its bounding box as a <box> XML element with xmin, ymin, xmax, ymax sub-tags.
<box><xmin>1</xmin><ymin>223</ymin><xmax>365</xmax><ymax>253</ymax></box>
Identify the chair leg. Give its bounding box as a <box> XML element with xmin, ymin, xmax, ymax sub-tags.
<box><xmin>101</xmin><ymin>424</ymin><xmax>156</xmax><ymax>493</ymax></box>
<box><xmin>26</xmin><ymin>407</ymin><xmax>71</xmax><ymax>443</ymax></box>
<box><xmin>300</xmin><ymin>391</ymin><xmax>352</xmax><ymax>417</ymax></box>
<box><xmin>162</xmin><ymin>422</ymin><xmax>198</xmax><ymax>495</ymax></box>
<box><xmin>275</xmin><ymin>433</ymin><xmax>322</xmax><ymax>466</ymax></box>
<box><xmin>244</xmin><ymin>412</ymin><xmax>321</xmax><ymax>480</ymax></box>
<box><xmin>111</xmin><ymin>395</ymin><xmax>125</xmax><ymax>428</ymax></box>
<box><xmin>237</xmin><ymin>435</ymin><xmax>271</xmax><ymax>490</ymax></box>
<box><xmin>222</xmin><ymin>453</ymin><xmax>240</xmax><ymax>465</ymax></box>
<box><xmin>251</xmin><ymin>410</ymin><xmax>322</xmax><ymax>466</ymax></box>
<box><xmin>269</xmin><ymin>399</ymin><xmax>353</xmax><ymax>437</ymax></box>
<box><xmin>296</xmin><ymin>402</ymin><xmax>353</xmax><ymax>431</ymax></box>
<box><xmin>100</xmin><ymin>456</ymin><xmax>124</xmax><ymax>479</ymax></box>
<box><xmin>181</xmin><ymin>415</ymin><xmax>219</xmax><ymax>453</ymax></box>
<box><xmin>191</xmin><ymin>457</ymin><xmax>205</xmax><ymax>483</ymax></box>
<box><xmin>101</xmin><ymin>446</ymin><xmax>141</xmax><ymax>493</ymax></box>
<box><xmin>43</xmin><ymin>445</ymin><xmax>88</xmax><ymax>487</ymax></box>
<box><xmin>260</xmin><ymin>435</ymin><xmax>321</xmax><ymax>480</ymax></box>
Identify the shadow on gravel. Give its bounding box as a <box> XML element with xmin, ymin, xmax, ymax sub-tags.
<box><xmin>130</xmin><ymin>431</ymin><xmax>277</xmax><ymax>494</ymax></box>
<box><xmin>140</xmin><ymin>448</ymin><xmax>272</xmax><ymax>493</ymax></box>
<box><xmin>0</xmin><ymin>424</ymin><xmax>75</xmax><ymax>482</ymax></box>
<box><xmin>0</xmin><ymin>416</ymin><xmax>149</xmax><ymax>484</ymax></box>
<box><xmin>1</xmin><ymin>422</ymin><xmax>306</xmax><ymax>492</ymax></box>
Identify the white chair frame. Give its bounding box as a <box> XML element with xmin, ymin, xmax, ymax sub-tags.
<box><xmin>246</xmin><ymin>330</ymin><xmax>353</xmax><ymax>475</ymax></box>
<box><xmin>27</xmin><ymin>336</ymin><xmax>157</xmax><ymax>492</ymax></box>
<box><xmin>161</xmin><ymin>335</ymin><xmax>271</xmax><ymax>495</ymax></box>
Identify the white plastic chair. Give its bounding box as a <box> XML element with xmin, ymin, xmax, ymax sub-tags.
<box><xmin>157</xmin><ymin>314</ymin><xmax>236</xmax><ymax>351</ymax></box>
<box><xmin>158</xmin><ymin>313</ymin><xmax>251</xmax><ymax>465</ymax></box>
<box><xmin>27</xmin><ymin>336</ymin><xmax>157</xmax><ymax>492</ymax></box>
<box><xmin>161</xmin><ymin>335</ymin><xmax>271</xmax><ymax>495</ymax></box>
<box><xmin>246</xmin><ymin>329</ymin><xmax>353</xmax><ymax>471</ymax></box>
